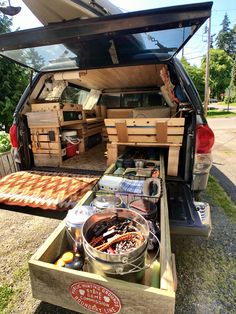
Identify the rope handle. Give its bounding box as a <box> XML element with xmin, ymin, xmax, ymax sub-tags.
<box><xmin>64</xmin><ymin>136</ymin><xmax>80</xmax><ymax>145</ymax></box>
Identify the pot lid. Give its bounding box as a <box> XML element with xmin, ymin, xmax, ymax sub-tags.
<box><xmin>66</xmin><ymin>205</ymin><xmax>93</xmax><ymax>226</ymax></box>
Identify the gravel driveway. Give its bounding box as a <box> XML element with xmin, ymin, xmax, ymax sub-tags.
<box><xmin>0</xmin><ymin>192</ymin><xmax>235</xmax><ymax>314</ymax></box>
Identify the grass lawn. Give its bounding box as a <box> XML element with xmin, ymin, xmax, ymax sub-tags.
<box><xmin>207</xmin><ymin>109</ymin><xmax>236</xmax><ymax>118</ymax></box>
<box><xmin>217</xmin><ymin>101</ymin><xmax>236</xmax><ymax>106</ymax></box>
<box><xmin>206</xmin><ymin>175</ymin><xmax>236</xmax><ymax>223</ymax></box>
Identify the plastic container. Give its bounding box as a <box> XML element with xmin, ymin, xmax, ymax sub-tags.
<box><xmin>62</xmin><ymin>130</ymin><xmax>80</xmax><ymax>158</ymax></box>
<box><xmin>92</xmin><ymin>195</ymin><xmax>123</xmax><ymax>210</ymax></box>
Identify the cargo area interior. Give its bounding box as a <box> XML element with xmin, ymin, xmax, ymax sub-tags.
<box><xmin>20</xmin><ymin>63</ymin><xmax>192</xmax><ymax>176</ymax></box>
<box><xmin>0</xmin><ymin>62</ymin><xmax>196</xmax><ymax>225</ymax></box>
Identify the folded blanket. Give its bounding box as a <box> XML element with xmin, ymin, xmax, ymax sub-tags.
<box><xmin>0</xmin><ymin>171</ymin><xmax>98</xmax><ymax>211</ymax></box>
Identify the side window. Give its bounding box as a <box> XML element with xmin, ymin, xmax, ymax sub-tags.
<box><xmin>60</xmin><ymin>86</ymin><xmax>89</xmax><ymax>105</ymax></box>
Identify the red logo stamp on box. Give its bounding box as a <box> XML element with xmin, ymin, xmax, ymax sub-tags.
<box><xmin>69</xmin><ymin>281</ymin><xmax>121</xmax><ymax>314</ymax></box>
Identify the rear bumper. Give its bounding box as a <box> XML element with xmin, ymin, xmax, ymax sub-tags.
<box><xmin>167</xmin><ymin>181</ymin><xmax>212</xmax><ymax>237</ymax></box>
<box><xmin>192</xmin><ymin>153</ymin><xmax>213</xmax><ymax>191</ymax></box>
<box><xmin>170</xmin><ymin>201</ymin><xmax>211</xmax><ymax>237</ymax></box>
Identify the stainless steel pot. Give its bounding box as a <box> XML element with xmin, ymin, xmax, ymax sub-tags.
<box><xmin>81</xmin><ymin>208</ymin><xmax>149</xmax><ymax>282</ymax></box>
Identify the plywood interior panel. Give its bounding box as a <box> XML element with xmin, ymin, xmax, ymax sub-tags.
<box><xmin>54</xmin><ymin>64</ymin><xmax>165</xmax><ymax>90</ymax></box>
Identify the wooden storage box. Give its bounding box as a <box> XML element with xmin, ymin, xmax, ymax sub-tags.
<box><xmin>29</xmin><ymin>155</ymin><xmax>176</xmax><ymax>313</ymax></box>
<box><xmin>30</xmin><ymin>127</ymin><xmax>65</xmax><ymax>167</ymax></box>
<box><xmin>27</xmin><ymin>106</ymin><xmax>84</xmax><ymax>128</ymax></box>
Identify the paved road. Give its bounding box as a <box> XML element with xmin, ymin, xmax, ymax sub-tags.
<box><xmin>208</xmin><ymin>103</ymin><xmax>236</xmax><ymax>113</ymax></box>
<box><xmin>207</xmin><ymin>116</ymin><xmax>236</xmax><ymax>202</ymax></box>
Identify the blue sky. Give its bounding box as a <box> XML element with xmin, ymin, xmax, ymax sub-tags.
<box><xmin>10</xmin><ymin>0</ymin><xmax>236</xmax><ymax>66</ymax></box>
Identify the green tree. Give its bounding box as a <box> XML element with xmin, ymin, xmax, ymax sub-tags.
<box><xmin>201</xmin><ymin>49</ymin><xmax>233</xmax><ymax>99</ymax></box>
<box><xmin>0</xmin><ymin>13</ymin><xmax>29</xmax><ymax>130</ymax></box>
<box><xmin>226</xmin><ymin>56</ymin><xmax>236</xmax><ymax>102</ymax></box>
<box><xmin>231</xmin><ymin>56</ymin><xmax>236</xmax><ymax>87</ymax></box>
<box><xmin>25</xmin><ymin>48</ymin><xmax>45</xmax><ymax>69</ymax></box>
<box><xmin>216</xmin><ymin>14</ymin><xmax>235</xmax><ymax>56</ymax></box>
<box><xmin>181</xmin><ymin>57</ymin><xmax>205</xmax><ymax>100</ymax></box>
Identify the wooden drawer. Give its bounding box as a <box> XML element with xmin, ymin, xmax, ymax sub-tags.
<box><xmin>29</xmin><ymin>155</ymin><xmax>176</xmax><ymax>313</ymax></box>
<box><xmin>27</xmin><ymin>109</ymin><xmax>84</xmax><ymax>128</ymax></box>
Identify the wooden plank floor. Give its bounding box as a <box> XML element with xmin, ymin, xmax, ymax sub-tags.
<box><xmin>62</xmin><ymin>143</ymin><xmax>107</xmax><ymax>171</ymax></box>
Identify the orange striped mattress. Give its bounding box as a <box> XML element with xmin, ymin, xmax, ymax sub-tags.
<box><xmin>0</xmin><ymin>171</ymin><xmax>98</xmax><ymax>211</ymax></box>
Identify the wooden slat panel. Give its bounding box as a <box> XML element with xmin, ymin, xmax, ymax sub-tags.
<box><xmin>32</xmin><ymin>142</ymin><xmax>59</xmax><ymax>150</ymax></box>
<box><xmin>61</xmin><ymin>120</ymin><xmax>85</xmax><ymax>126</ymax></box>
<box><xmin>160</xmin><ymin>153</ymin><xmax>174</xmax><ymax>292</ymax></box>
<box><xmin>86</xmin><ymin>118</ymin><xmax>104</xmax><ymax>124</ymax></box>
<box><xmin>55</xmin><ymin>64</ymin><xmax>165</xmax><ymax>90</ymax></box>
<box><xmin>106</xmin><ymin>126</ymin><xmax>184</xmax><ymax>135</ymax></box>
<box><xmin>107</xmin><ymin>143</ymin><xmax>118</xmax><ymax>166</ymax></box>
<box><xmin>110</xmin><ymin>142</ymin><xmax>181</xmax><ymax>147</ymax></box>
<box><xmin>0</xmin><ymin>152</ymin><xmax>16</xmax><ymax>177</ymax></box>
<box><xmin>29</xmin><ymin>259</ymin><xmax>175</xmax><ymax>314</ymax></box>
<box><xmin>86</xmin><ymin>122</ymin><xmax>104</xmax><ymax>130</ymax></box>
<box><xmin>31</xmin><ymin>135</ymin><xmax>59</xmax><ymax>142</ymax></box>
<box><xmin>156</xmin><ymin>122</ymin><xmax>167</xmax><ymax>143</ymax></box>
<box><xmin>27</xmin><ymin>111</ymin><xmax>60</xmax><ymax>127</ymax></box>
<box><xmin>105</xmin><ymin>118</ymin><xmax>185</xmax><ymax>127</ymax></box>
<box><xmin>115</xmin><ymin>121</ymin><xmax>128</xmax><ymax>142</ymax></box>
<box><xmin>32</xmin><ymin>103</ymin><xmax>83</xmax><ymax>112</ymax></box>
<box><xmin>108</xmin><ymin>135</ymin><xmax>183</xmax><ymax>144</ymax></box>
<box><xmin>33</xmin><ymin>154</ymin><xmax>61</xmax><ymax>167</ymax></box>
<box><xmin>167</xmin><ymin>146</ymin><xmax>180</xmax><ymax>176</ymax></box>
<box><xmin>172</xmin><ymin>254</ymin><xmax>177</xmax><ymax>292</ymax></box>
<box><xmin>32</xmin><ymin>102</ymin><xmax>61</xmax><ymax>112</ymax></box>
<box><xmin>107</xmin><ymin>108</ymin><xmax>133</xmax><ymax>119</ymax></box>
<box><xmin>30</xmin><ymin>128</ymin><xmax>59</xmax><ymax>135</ymax></box>
<box><xmin>32</xmin><ymin>148</ymin><xmax>60</xmax><ymax>154</ymax></box>
<box><xmin>83</xmin><ymin>127</ymin><xmax>103</xmax><ymax>138</ymax></box>
<box><xmin>62</xmin><ymin>124</ymin><xmax>83</xmax><ymax>130</ymax></box>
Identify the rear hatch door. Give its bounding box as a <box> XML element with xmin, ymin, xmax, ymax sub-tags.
<box><xmin>0</xmin><ymin>2</ymin><xmax>212</xmax><ymax>71</ymax></box>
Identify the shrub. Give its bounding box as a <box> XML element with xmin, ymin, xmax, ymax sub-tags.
<box><xmin>0</xmin><ymin>131</ymin><xmax>11</xmax><ymax>153</ymax></box>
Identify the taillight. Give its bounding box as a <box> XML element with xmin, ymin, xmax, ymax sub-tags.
<box><xmin>9</xmin><ymin>123</ymin><xmax>18</xmax><ymax>148</ymax></box>
<box><xmin>196</xmin><ymin>124</ymin><xmax>214</xmax><ymax>154</ymax></box>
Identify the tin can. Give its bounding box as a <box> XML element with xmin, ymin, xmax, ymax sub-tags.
<box><xmin>65</xmin><ymin>205</ymin><xmax>96</xmax><ymax>249</ymax></box>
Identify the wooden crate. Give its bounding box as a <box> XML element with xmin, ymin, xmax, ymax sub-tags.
<box><xmin>104</xmin><ymin>118</ymin><xmax>185</xmax><ymax>144</ymax></box>
<box><xmin>30</xmin><ymin>128</ymin><xmax>66</xmax><ymax>167</ymax></box>
<box><xmin>29</xmin><ymin>155</ymin><xmax>176</xmax><ymax>313</ymax></box>
<box><xmin>0</xmin><ymin>151</ymin><xmax>17</xmax><ymax>178</ymax></box>
<box><xmin>27</xmin><ymin>108</ymin><xmax>84</xmax><ymax>128</ymax></box>
<box><xmin>82</xmin><ymin>118</ymin><xmax>104</xmax><ymax>138</ymax></box>
<box><xmin>105</xmin><ymin>118</ymin><xmax>185</xmax><ymax>176</ymax></box>
<box><xmin>54</xmin><ymin>118</ymin><xmax>105</xmax><ymax>153</ymax></box>
<box><xmin>80</xmin><ymin>118</ymin><xmax>104</xmax><ymax>152</ymax></box>
<box><xmin>31</xmin><ymin>128</ymin><xmax>61</xmax><ymax>155</ymax></box>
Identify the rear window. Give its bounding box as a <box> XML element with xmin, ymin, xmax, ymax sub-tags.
<box><xmin>101</xmin><ymin>92</ymin><xmax>165</xmax><ymax>108</ymax></box>
<box><xmin>0</xmin><ymin>26</ymin><xmax>193</xmax><ymax>71</ymax></box>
